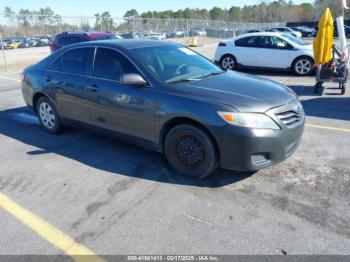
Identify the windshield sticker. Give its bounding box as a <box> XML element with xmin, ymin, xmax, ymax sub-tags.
<box><xmin>179</xmin><ymin>47</ymin><xmax>197</xmax><ymax>56</ymax></box>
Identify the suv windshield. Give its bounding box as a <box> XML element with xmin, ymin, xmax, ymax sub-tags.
<box><xmin>130</xmin><ymin>45</ymin><xmax>223</xmax><ymax>84</ymax></box>
<box><xmin>94</xmin><ymin>35</ymin><xmax>118</xmax><ymax>40</ymax></box>
<box><xmin>282</xmin><ymin>33</ymin><xmax>307</xmax><ymax>46</ymax></box>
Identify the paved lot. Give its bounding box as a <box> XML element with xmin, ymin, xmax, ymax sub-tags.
<box><xmin>0</xmin><ymin>50</ymin><xmax>350</xmax><ymax>258</ymax></box>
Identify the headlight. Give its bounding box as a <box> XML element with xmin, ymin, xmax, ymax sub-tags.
<box><xmin>218</xmin><ymin>112</ymin><xmax>281</xmax><ymax>130</ymax></box>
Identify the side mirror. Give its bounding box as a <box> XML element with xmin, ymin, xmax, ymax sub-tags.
<box><xmin>121</xmin><ymin>73</ymin><xmax>147</xmax><ymax>87</ymax></box>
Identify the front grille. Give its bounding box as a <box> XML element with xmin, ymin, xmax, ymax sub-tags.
<box><xmin>273</xmin><ymin>101</ymin><xmax>304</xmax><ymax>128</ymax></box>
<box><xmin>275</xmin><ymin>110</ymin><xmax>301</xmax><ymax>127</ymax></box>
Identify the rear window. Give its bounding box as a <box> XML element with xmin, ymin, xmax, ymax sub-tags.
<box><xmin>48</xmin><ymin>47</ymin><xmax>93</xmax><ymax>75</ymax></box>
<box><xmin>235</xmin><ymin>36</ymin><xmax>259</xmax><ymax>47</ymax></box>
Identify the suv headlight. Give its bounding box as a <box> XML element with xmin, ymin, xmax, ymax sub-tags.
<box><xmin>218</xmin><ymin>112</ymin><xmax>281</xmax><ymax>130</ymax></box>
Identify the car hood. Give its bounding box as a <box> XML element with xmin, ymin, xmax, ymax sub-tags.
<box><xmin>170</xmin><ymin>71</ymin><xmax>297</xmax><ymax>112</ymax></box>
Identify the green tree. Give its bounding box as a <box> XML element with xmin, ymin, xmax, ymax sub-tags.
<box><xmin>300</xmin><ymin>3</ymin><xmax>314</xmax><ymax>21</ymax></box>
<box><xmin>94</xmin><ymin>13</ymin><xmax>101</xmax><ymax>30</ymax></box>
<box><xmin>124</xmin><ymin>9</ymin><xmax>139</xmax><ymax>20</ymax></box>
<box><xmin>18</xmin><ymin>9</ymin><xmax>32</xmax><ymax>27</ymax></box>
<box><xmin>3</xmin><ymin>7</ymin><xmax>16</xmax><ymax>22</ymax></box>
<box><xmin>209</xmin><ymin>7</ymin><xmax>224</xmax><ymax>20</ymax></box>
<box><xmin>314</xmin><ymin>0</ymin><xmax>342</xmax><ymax>19</ymax></box>
<box><xmin>229</xmin><ymin>6</ymin><xmax>240</xmax><ymax>21</ymax></box>
<box><xmin>100</xmin><ymin>11</ymin><xmax>113</xmax><ymax>30</ymax></box>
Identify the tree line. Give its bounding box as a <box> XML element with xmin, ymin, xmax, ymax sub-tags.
<box><xmin>124</xmin><ymin>0</ymin><xmax>347</xmax><ymax>22</ymax></box>
<box><xmin>0</xmin><ymin>0</ymin><xmax>348</xmax><ymax>37</ymax></box>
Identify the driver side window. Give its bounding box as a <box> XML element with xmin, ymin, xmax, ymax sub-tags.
<box><xmin>93</xmin><ymin>48</ymin><xmax>139</xmax><ymax>81</ymax></box>
<box><xmin>271</xmin><ymin>37</ymin><xmax>292</xmax><ymax>50</ymax></box>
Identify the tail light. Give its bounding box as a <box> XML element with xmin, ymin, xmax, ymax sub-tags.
<box><xmin>20</xmin><ymin>72</ymin><xmax>26</xmax><ymax>81</ymax></box>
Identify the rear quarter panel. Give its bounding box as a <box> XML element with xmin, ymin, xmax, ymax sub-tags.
<box><xmin>214</xmin><ymin>40</ymin><xmax>234</xmax><ymax>62</ymax></box>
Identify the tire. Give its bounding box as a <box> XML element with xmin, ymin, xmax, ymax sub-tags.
<box><xmin>341</xmin><ymin>84</ymin><xmax>346</xmax><ymax>95</ymax></box>
<box><xmin>220</xmin><ymin>55</ymin><xmax>237</xmax><ymax>71</ymax></box>
<box><xmin>36</xmin><ymin>96</ymin><xmax>62</xmax><ymax>134</ymax></box>
<box><xmin>292</xmin><ymin>56</ymin><xmax>314</xmax><ymax>76</ymax></box>
<box><xmin>164</xmin><ymin>124</ymin><xmax>218</xmax><ymax>179</ymax></box>
<box><xmin>314</xmin><ymin>82</ymin><xmax>323</xmax><ymax>93</ymax></box>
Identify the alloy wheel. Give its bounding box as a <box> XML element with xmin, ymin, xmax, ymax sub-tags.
<box><xmin>221</xmin><ymin>56</ymin><xmax>236</xmax><ymax>70</ymax></box>
<box><xmin>39</xmin><ymin>102</ymin><xmax>56</xmax><ymax>129</ymax></box>
<box><xmin>295</xmin><ymin>59</ymin><xmax>312</xmax><ymax>75</ymax></box>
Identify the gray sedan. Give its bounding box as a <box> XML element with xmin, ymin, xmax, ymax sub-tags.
<box><xmin>21</xmin><ymin>40</ymin><xmax>305</xmax><ymax>178</ymax></box>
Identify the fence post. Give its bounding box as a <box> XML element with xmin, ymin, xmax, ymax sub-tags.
<box><xmin>0</xmin><ymin>33</ymin><xmax>8</xmax><ymax>72</ymax></box>
<box><xmin>57</xmin><ymin>18</ymin><xmax>62</xmax><ymax>34</ymax></box>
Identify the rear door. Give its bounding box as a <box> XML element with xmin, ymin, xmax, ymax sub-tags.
<box><xmin>45</xmin><ymin>47</ymin><xmax>94</xmax><ymax>123</ymax></box>
<box><xmin>233</xmin><ymin>36</ymin><xmax>261</xmax><ymax>67</ymax></box>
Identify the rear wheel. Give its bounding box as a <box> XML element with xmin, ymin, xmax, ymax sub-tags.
<box><xmin>292</xmin><ymin>56</ymin><xmax>314</xmax><ymax>76</ymax></box>
<box><xmin>164</xmin><ymin>124</ymin><xmax>218</xmax><ymax>179</ymax></box>
<box><xmin>220</xmin><ymin>55</ymin><xmax>237</xmax><ymax>71</ymax></box>
<box><xmin>36</xmin><ymin>97</ymin><xmax>62</xmax><ymax>134</ymax></box>
<box><xmin>341</xmin><ymin>84</ymin><xmax>346</xmax><ymax>95</ymax></box>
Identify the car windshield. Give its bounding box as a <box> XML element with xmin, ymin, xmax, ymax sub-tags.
<box><xmin>282</xmin><ymin>33</ymin><xmax>307</xmax><ymax>46</ymax></box>
<box><xmin>130</xmin><ymin>45</ymin><xmax>223</xmax><ymax>84</ymax></box>
<box><xmin>95</xmin><ymin>35</ymin><xmax>118</xmax><ymax>40</ymax></box>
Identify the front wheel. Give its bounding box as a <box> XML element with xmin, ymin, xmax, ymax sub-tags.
<box><xmin>292</xmin><ymin>57</ymin><xmax>314</xmax><ymax>76</ymax></box>
<box><xmin>164</xmin><ymin>124</ymin><xmax>218</xmax><ymax>179</ymax></box>
<box><xmin>220</xmin><ymin>55</ymin><xmax>237</xmax><ymax>71</ymax></box>
<box><xmin>36</xmin><ymin>97</ymin><xmax>62</xmax><ymax>134</ymax></box>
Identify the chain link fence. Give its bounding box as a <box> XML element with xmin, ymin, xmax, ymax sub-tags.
<box><xmin>0</xmin><ymin>13</ymin><xmax>286</xmax><ymax>40</ymax></box>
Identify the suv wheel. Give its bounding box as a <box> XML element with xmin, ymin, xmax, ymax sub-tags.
<box><xmin>220</xmin><ymin>55</ymin><xmax>237</xmax><ymax>71</ymax></box>
<box><xmin>292</xmin><ymin>57</ymin><xmax>314</xmax><ymax>76</ymax></box>
<box><xmin>164</xmin><ymin>124</ymin><xmax>218</xmax><ymax>179</ymax></box>
<box><xmin>36</xmin><ymin>97</ymin><xmax>62</xmax><ymax>134</ymax></box>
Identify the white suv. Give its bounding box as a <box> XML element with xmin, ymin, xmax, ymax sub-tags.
<box><xmin>215</xmin><ymin>32</ymin><xmax>314</xmax><ymax>76</ymax></box>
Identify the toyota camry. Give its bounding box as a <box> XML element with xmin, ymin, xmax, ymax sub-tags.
<box><xmin>21</xmin><ymin>40</ymin><xmax>305</xmax><ymax>178</ymax></box>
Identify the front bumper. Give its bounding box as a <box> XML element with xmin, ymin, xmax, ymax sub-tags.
<box><xmin>213</xmin><ymin>119</ymin><xmax>304</xmax><ymax>171</ymax></box>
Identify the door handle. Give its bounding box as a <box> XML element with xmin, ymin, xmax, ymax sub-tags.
<box><xmin>85</xmin><ymin>85</ymin><xmax>99</xmax><ymax>92</ymax></box>
<box><xmin>44</xmin><ymin>75</ymin><xmax>52</xmax><ymax>82</ymax></box>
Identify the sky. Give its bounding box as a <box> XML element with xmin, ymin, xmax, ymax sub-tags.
<box><xmin>1</xmin><ymin>0</ymin><xmax>313</xmax><ymax>18</ymax></box>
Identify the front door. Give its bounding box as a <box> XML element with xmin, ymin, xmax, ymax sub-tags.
<box><xmin>87</xmin><ymin>47</ymin><xmax>155</xmax><ymax>143</ymax></box>
<box><xmin>257</xmin><ymin>36</ymin><xmax>293</xmax><ymax>69</ymax></box>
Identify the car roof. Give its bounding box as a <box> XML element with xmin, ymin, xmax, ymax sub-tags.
<box><xmin>58</xmin><ymin>31</ymin><xmax>115</xmax><ymax>37</ymax></box>
<box><xmin>235</xmin><ymin>32</ymin><xmax>283</xmax><ymax>39</ymax></box>
<box><xmin>60</xmin><ymin>39</ymin><xmax>180</xmax><ymax>50</ymax></box>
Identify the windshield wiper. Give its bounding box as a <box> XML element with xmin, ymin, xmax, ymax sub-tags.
<box><xmin>167</xmin><ymin>78</ymin><xmax>199</xmax><ymax>84</ymax></box>
<box><xmin>195</xmin><ymin>71</ymin><xmax>225</xmax><ymax>80</ymax></box>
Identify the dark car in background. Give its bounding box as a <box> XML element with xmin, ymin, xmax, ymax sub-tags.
<box><xmin>21</xmin><ymin>40</ymin><xmax>305</xmax><ymax>178</ymax></box>
<box><xmin>18</xmin><ymin>39</ymin><xmax>30</xmax><ymax>48</ymax></box>
<box><xmin>50</xmin><ymin>31</ymin><xmax>119</xmax><ymax>52</ymax></box>
<box><xmin>270</xmin><ymin>27</ymin><xmax>302</xmax><ymax>38</ymax></box>
<box><xmin>333</xmin><ymin>24</ymin><xmax>350</xmax><ymax>38</ymax></box>
<box><xmin>290</xmin><ymin>26</ymin><xmax>316</xmax><ymax>37</ymax></box>
<box><xmin>240</xmin><ymin>29</ymin><xmax>264</xmax><ymax>35</ymax></box>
